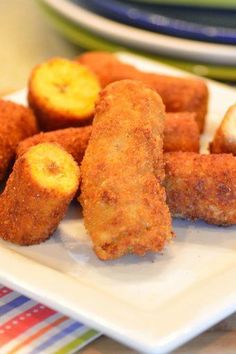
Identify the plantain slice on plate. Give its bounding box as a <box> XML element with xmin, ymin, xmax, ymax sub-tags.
<box><xmin>0</xmin><ymin>143</ymin><xmax>80</xmax><ymax>245</ymax></box>
<box><xmin>28</xmin><ymin>57</ymin><xmax>101</xmax><ymax>131</ymax></box>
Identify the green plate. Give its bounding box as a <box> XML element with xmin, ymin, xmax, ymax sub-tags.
<box><xmin>38</xmin><ymin>0</ymin><xmax>236</xmax><ymax>81</ymax></box>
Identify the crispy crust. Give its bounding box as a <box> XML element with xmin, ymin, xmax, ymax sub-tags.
<box><xmin>164</xmin><ymin>152</ymin><xmax>236</xmax><ymax>225</ymax></box>
<box><xmin>28</xmin><ymin>57</ymin><xmax>100</xmax><ymax>131</ymax></box>
<box><xmin>0</xmin><ymin>99</ymin><xmax>38</xmax><ymax>182</ymax></box>
<box><xmin>80</xmin><ymin>80</ymin><xmax>173</xmax><ymax>260</ymax></box>
<box><xmin>17</xmin><ymin>126</ymin><xmax>92</xmax><ymax>165</ymax></box>
<box><xmin>0</xmin><ymin>143</ymin><xmax>80</xmax><ymax>245</ymax></box>
<box><xmin>210</xmin><ymin>105</ymin><xmax>236</xmax><ymax>155</ymax></box>
<box><xmin>17</xmin><ymin>112</ymin><xmax>199</xmax><ymax>163</ymax></box>
<box><xmin>164</xmin><ymin>112</ymin><xmax>200</xmax><ymax>152</ymax></box>
<box><xmin>78</xmin><ymin>51</ymin><xmax>208</xmax><ymax>132</ymax></box>
<box><xmin>209</xmin><ymin>128</ymin><xmax>230</xmax><ymax>154</ymax></box>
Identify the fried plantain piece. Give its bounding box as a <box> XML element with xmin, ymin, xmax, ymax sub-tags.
<box><xmin>164</xmin><ymin>152</ymin><xmax>236</xmax><ymax>225</ymax></box>
<box><xmin>28</xmin><ymin>57</ymin><xmax>101</xmax><ymax>131</ymax></box>
<box><xmin>0</xmin><ymin>143</ymin><xmax>80</xmax><ymax>245</ymax></box>
<box><xmin>17</xmin><ymin>126</ymin><xmax>92</xmax><ymax>165</ymax></box>
<box><xmin>17</xmin><ymin>112</ymin><xmax>199</xmax><ymax>163</ymax></box>
<box><xmin>210</xmin><ymin>104</ymin><xmax>236</xmax><ymax>155</ymax></box>
<box><xmin>164</xmin><ymin>112</ymin><xmax>199</xmax><ymax>152</ymax></box>
<box><xmin>80</xmin><ymin>80</ymin><xmax>173</xmax><ymax>260</ymax></box>
<box><xmin>0</xmin><ymin>99</ymin><xmax>38</xmax><ymax>182</ymax></box>
<box><xmin>78</xmin><ymin>51</ymin><xmax>208</xmax><ymax>132</ymax></box>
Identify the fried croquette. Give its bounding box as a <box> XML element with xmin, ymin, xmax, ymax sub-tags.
<box><xmin>17</xmin><ymin>112</ymin><xmax>199</xmax><ymax>162</ymax></box>
<box><xmin>80</xmin><ymin>80</ymin><xmax>173</xmax><ymax>260</ymax></box>
<box><xmin>0</xmin><ymin>99</ymin><xmax>38</xmax><ymax>182</ymax></box>
<box><xmin>210</xmin><ymin>104</ymin><xmax>236</xmax><ymax>155</ymax></box>
<box><xmin>164</xmin><ymin>152</ymin><xmax>236</xmax><ymax>225</ymax></box>
<box><xmin>164</xmin><ymin>112</ymin><xmax>200</xmax><ymax>152</ymax></box>
<box><xmin>78</xmin><ymin>51</ymin><xmax>208</xmax><ymax>132</ymax></box>
<box><xmin>28</xmin><ymin>57</ymin><xmax>101</xmax><ymax>131</ymax></box>
<box><xmin>0</xmin><ymin>143</ymin><xmax>80</xmax><ymax>245</ymax></box>
<box><xmin>17</xmin><ymin>126</ymin><xmax>92</xmax><ymax>165</ymax></box>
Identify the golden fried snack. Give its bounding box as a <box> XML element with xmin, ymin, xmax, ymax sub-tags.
<box><xmin>0</xmin><ymin>143</ymin><xmax>80</xmax><ymax>245</ymax></box>
<box><xmin>80</xmin><ymin>80</ymin><xmax>173</xmax><ymax>260</ymax></box>
<box><xmin>28</xmin><ymin>57</ymin><xmax>101</xmax><ymax>131</ymax></box>
<box><xmin>164</xmin><ymin>112</ymin><xmax>199</xmax><ymax>152</ymax></box>
<box><xmin>164</xmin><ymin>152</ymin><xmax>236</xmax><ymax>225</ymax></box>
<box><xmin>78</xmin><ymin>51</ymin><xmax>208</xmax><ymax>132</ymax></box>
<box><xmin>210</xmin><ymin>104</ymin><xmax>236</xmax><ymax>155</ymax></box>
<box><xmin>0</xmin><ymin>99</ymin><xmax>38</xmax><ymax>182</ymax></box>
<box><xmin>17</xmin><ymin>126</ymin><xmax>92</xmax><ymax>165</ymax></box>
<box><xmin>17</xmin><ymin>112</ymin><xmax>199</xmax><ymax>163</ymax></box>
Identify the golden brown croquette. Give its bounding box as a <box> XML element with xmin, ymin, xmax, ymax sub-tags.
<box><xmin>17</xmin><ymin>126</ymin><xmax>92</xmax><ymax>165</ymax></box>
<box><xmin>164</xmin><ymin>112</ymin><xmax>200</xmax><ymax>153</ymax></box>
<box><xmin>0</xmin><ymin>99</ymin><xmax>38</xmax><ymax>182</ymax></box>
<box><xmin>0</xmin><ymin>143</ymin><xmax>80</xmax><ymax>245</ymax></box>
<box><xmin>80</xmin><ymin>80</ymin><xmax>173</xmax><ymax>260</ymax></box>
<box><xmin>17</xmin><ymin>112</ymin><xmax>199</xmax><ymax>163</ymax></box>
<box><xmin>77</xmin><ymin>51</ymin><xmax>208</xmax><ymax>132</ymax></box>
<box><xmin>164</xmin><ymin>152</ymin><xmax>236</xmax><ymax>225</ymax></box>
<box><xmin>210</xmin><ymin>104</ymin><xmax>236</xmax><ymax>155</ymax></box>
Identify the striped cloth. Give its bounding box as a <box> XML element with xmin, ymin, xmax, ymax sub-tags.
<box><xmin>0</xmin><ymin>286</ymin><xmax>100</xmax><ymax>353</ymax></box>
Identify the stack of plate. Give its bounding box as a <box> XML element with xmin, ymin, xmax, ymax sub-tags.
<box><xmin>39</xmin><ymin>0</ymin><xmax>236</xmax><ymax>82</ymax></box>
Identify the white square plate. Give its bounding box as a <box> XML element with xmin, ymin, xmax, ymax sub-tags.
<box><xmin>1</xmin><ymin>53</ymin><xmax>236</xmax><ymax>353</ymax></box>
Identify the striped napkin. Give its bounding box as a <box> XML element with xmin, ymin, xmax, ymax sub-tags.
<box><xmin>0</xmin><ymin>286</ymin><xmax>100</xmax><ymax>354</ymax></box>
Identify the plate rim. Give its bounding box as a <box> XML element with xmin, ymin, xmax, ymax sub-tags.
<box><xmin>0</xmin><ymin>244</ymin><xmax>235</xmax><ymax>354</ymax></box>
<box><xmin>40</xmin><ymin>0</ymin><xmax>236</xmax><ymax>65</ymax></box>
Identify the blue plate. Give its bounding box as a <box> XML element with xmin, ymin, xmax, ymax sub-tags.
<box><xmin>127</xmin><ymin>0</ymin><xmax>236</xmax><ymax>9</ymax></box>
<box><xmin>76</xmin><ymin>0</ymin><xmax>236</xmax><ymax>44</ymax></box>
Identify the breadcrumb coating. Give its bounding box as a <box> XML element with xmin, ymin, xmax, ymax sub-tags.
<box><xmin>17</xmin><ymin>112</ymin><xmax>199</xmax><ymax>163</ymax></box>
<box><xmin>17</xmin><ymin>126</ymin><xmax>92</xmax><ymax>165</ymax></box>
<box><xmin>165</xmin><ymin>152</ymin><xmax>236</xmax><ymax>225</ymax></box>
<box><xmin>210</xmin><ymin>104</ymin><xmax>236</xmax><ymax>155</ymax></box>
<box><xmin>0</xmin><ymin>99</ymin><xmax>38</xmax><ymax>182</ymax></box>
<box><xmin>78</xmin><ymin>51</ymin><xmax>208</xmax><ymax>132</ymax></box>
<box><xmin>0</xmin><ymin>143</ymin><xmax>80</xmax><ymax>245</ymax></box>
<box><xmin>164</xmin><ymin>112</ymin><xmax>199</xmax><ymax>152</ymax></box>
<box><xmin>80</xmin><ymin>80</ymin><xmax>173</xmax><ymax>260</ymax></box>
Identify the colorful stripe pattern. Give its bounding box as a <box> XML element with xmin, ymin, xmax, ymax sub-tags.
<box><xmin>0</xmin><ymin>285</ymin><xmax>100</xmax><ymax>354</ymax></box>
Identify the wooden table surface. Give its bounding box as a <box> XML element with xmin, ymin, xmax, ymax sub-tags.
<box><xmin>0</xmin><ymin>1</ymin><xmax>235</xmax><ymax>353</ymax></box>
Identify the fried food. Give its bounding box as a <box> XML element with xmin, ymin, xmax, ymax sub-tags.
<box><xmin>164</xmin><ymin>112</ymin><xmax>199</xmax><ymax>152</ymax></box>
<box><xmin>28</xmin><ymin>57</ymin><xmax>101</xmax><ymax>131</ymax></box>
<box><xmin>17</xmin><ymin>112</ymin><xmax>199</xmax><ymax>162</ymax></box>
<box><xmin>17</xmin><ymin>126</ymin><xmax>92</xmax><ymax>165</ymax></box>
<box><xmin>0</xmin><ymin>143</ymin><xmax>80</xmax><ymax>245</ymax></box>
<box><xmin>164</xmin><ymin>152</ymin><xmax>236</xmax><ymax>225</ymax></box>
<box><xmin>0</xmin><ymin>99</ymin><xmax>38</xmax><ymax>182</ymax></box>
<box><xmin>210</xmin><ymin>104</ymin><xmax>236</xmax><ymax>155</ymax></box>
<box><xmin>78</xmin><ymin>51</ymin><xmax>208</xmax><ymax>132</ymax></box>
<box><xmin>80</xmin><ymin>80</ymin><xmax>173</xmax><ymax>260</ymax></box>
